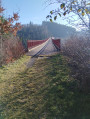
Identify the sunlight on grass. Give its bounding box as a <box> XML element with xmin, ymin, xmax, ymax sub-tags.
<box><xmin>0</xmin><ymin>55</ymin><xmax>30</xmax><ymax>96</ymax></box>
<box><xmin>0</xmin><ymin>54</ymin><xmax>90</xmax><ymax>119</ymax></box>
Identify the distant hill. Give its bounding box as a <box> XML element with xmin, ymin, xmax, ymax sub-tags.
<box><xmin>42</xmin><ymin>21</ymin><xmax>76</xmax><ymax>39</ymax></box>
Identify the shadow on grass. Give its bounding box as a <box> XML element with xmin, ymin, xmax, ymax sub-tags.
<box><xmin>0</xmin><ymin>55</ymin><xmax>90</xmax><ymax>119</ymax></box>
<box><xmin>42</xmin><ymin>77</ymin><xmax>90</xmax><ymax>119</ymax></box>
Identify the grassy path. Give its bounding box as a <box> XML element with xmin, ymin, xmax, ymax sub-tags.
<box><xmin>0</xmin><ymin>55</ymin><xmax>90</xmax><ymax>119</ymax></box>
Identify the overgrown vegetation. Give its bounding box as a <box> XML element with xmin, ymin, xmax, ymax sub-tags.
<box><xmin>0</xmin><ymin>54</ymin><xmax>90</xmax><ymax>119</ymax></box>
<box><xmin>0</xmin><ymin>34</ymin><xmax>24</xmax><ymax>65</ymax></box>
<box><xmin>0</xmin><ymin>4</ymin><xmax>24</xmax><ymax>66</ymax></box>
<box><xmin>62</xmin><ymin>36</ymin><xmax>90</xmax><ymax>92</ymax></box>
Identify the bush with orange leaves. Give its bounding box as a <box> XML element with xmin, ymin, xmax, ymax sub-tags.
<box><xmin>0</xmin><ymin>5</ymin><xmax>24</xmax><ymax>65</ymax></box>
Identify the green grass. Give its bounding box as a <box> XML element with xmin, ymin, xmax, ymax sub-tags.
<box><xmin>0</xmin><ymin>54</ymin><xmax>90</xmax><ymax>119</ymax></box>
<box><xmin>0</xmin><ymin>55</ymin><xmax>30</xmax><ymax>95</ymax></box>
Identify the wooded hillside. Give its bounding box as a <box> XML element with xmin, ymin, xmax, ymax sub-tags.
<box><xmin>18</xmin><ymin>21</ymin><xmax>76</xmax><ymax>49</ymax></box>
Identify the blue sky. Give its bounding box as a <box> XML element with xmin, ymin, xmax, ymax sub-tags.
<box><xmin>2</xmin><ymin>0</ymin><xmax>89</xmax><ymax>31</ymax></box>
<box><xmin>2</xmin><ymin>0</ymin><xmax>68</xmax><ymax>25</ymax></box>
